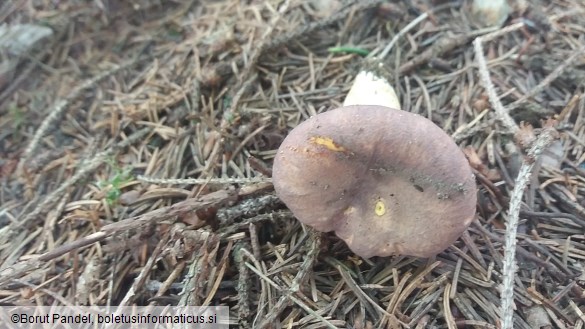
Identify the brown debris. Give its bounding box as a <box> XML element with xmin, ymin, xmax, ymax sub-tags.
<box><xmin>0</xmin><ymin>0</ymin><xmax>584</xmax><ymax>328</ymax></box>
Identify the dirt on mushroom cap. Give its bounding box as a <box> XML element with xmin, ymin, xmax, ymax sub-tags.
<box><xmin>272</xmin><ymin>105</ymin><xmax>477</xmax><ymax>258</ymax></box>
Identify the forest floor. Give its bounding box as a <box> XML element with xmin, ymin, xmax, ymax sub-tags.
<box><xmin>1</xmin><ymin>1</ymin><xmax>584</xmax><ymax>328</ymax></box>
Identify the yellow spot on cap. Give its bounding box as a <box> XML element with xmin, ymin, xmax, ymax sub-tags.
<box><xmin>310</xmin><ymin>136</ymin><xmax>346</xmax><ymax>152</ymax></box>
<box><xmin>374</xmin><ymin>199</ymin><xmax>386</xmax><ymax>216</ymax></box>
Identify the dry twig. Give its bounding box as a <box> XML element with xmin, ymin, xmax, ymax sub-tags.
<box><xmin>473</xmin><ymin>32</ymin><xmax>522</xmax><ymax>136</ymax></box>
<box><xmin>500</xmin><ymin>127</ymin><xmax>558</xmax><ymax>329</ymax></box>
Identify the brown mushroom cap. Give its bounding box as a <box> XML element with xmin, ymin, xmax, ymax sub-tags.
<box><xmin>272</xmin><ymin>105</ymin><xmax>477</xmax><ymax>258</ymax></box>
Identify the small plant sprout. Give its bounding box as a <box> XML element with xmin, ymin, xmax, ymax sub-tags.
<box><xmin>97</xmin><ymin>160</ymin><xmax>134</xmax><ymax>206</ymax></box>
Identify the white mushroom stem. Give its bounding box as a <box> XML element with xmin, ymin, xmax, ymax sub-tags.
<box><xmin>342</xmin><ymin>63</ymin><xmax>401</xmax><ymax>111</ymax></box>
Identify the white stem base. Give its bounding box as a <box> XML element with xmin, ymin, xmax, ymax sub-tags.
<box><xmin>343</xmin><ymin>70</ymin><xmax>401</xmax><ymax>110</ymax></box>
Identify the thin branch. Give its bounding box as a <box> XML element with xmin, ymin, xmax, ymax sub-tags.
<box><xmin>377</xmin><ymin>11</ymin><xmax>430</xmax><ymax>59</ymax></box>
<box><xmin>500</xmin><ymin>127</ymin><xmax>558</xmax><ymax>329</ymax></box>
<box><xmin>473</xmin><ymin>37</ymin><xmax>519</xmax><ymax>135</ymax></box>
<box><xmin>137</xmin><ymin>175</ymin><xmax>272</xmax><ymax>185</ymax></box>
<box><xmin>375</xmin><ymin>2</ymin><xmax>461</xmax><ymax>60</ymax></box>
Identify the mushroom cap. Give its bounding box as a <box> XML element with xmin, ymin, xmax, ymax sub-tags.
<box><xmin>272</xmin><ymin>105</ymin><xmax>477</xmax><ymax>258</ymax></box>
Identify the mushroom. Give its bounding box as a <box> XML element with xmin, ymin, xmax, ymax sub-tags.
<box><xmin>470</xmin><ymin>0</ymin><xmax>511</xmax><ymax>28</ymax></box>
<box><xmin>272</xmin><ymin>61</ymin><xmax>477</xmax><ymax>258</ymax></box>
